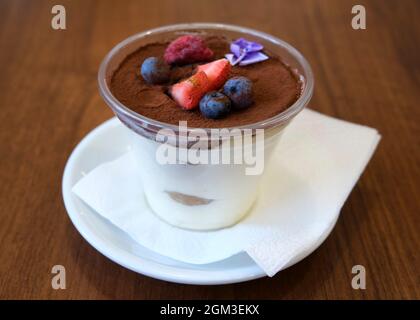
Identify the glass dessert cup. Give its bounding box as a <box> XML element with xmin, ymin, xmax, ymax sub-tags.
<box><xmin>98</xmin><ymin>23</ymin><xmax>314</xmax><ymax>231</ymax></box>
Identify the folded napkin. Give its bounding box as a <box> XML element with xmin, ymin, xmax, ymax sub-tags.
<box><xmin>72</xmin><ymin>109</ymin><xmax>380</xmax><ymax>276</ymax></box>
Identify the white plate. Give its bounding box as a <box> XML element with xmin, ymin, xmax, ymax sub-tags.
<box><xmin>62</xmin><ymin>118</ymin><xmax>338</xmax><ymax>285</ymax></box>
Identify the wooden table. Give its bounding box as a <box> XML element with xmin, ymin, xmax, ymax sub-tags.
<box><xmin>0</xmin><ymin>0</ymin><xmax>418</xmax><ymax>299</ymax></box>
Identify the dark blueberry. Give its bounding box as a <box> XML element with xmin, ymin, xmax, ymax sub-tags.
<box><xmin>140</xmin><ymin>57</ymin><xmax>170</xmax><ymax>84</ymax></box>
<box><xmin>199</xmin><ymin>91</ymin><xmax>232</xmax><ymax>119</ymax></box>
<box><xmin>223</xmin><ymin>76</ymin><xmax>254</xmax><ymax>109</ymax></box>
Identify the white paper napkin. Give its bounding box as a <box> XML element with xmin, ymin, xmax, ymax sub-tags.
<box><xmin>72</xmin><ymin>109</ymin><xmax>380</xmax><ymax>276</ymax></box>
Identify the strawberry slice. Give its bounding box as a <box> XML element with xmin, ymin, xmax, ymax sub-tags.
<box><xmin>170</xmin><ymin>71</ymin><xmax>210</xmax><ymax>110</ymax></box>
<box><xmin>197</xmin><ymin>58</ymin><xmax>231</xmax><ymax>91</ymax></box>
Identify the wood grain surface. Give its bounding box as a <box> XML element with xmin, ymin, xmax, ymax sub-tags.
<box><xmin>0</xmin><ymin>0</ymin><xmax>419</xmax><ymax>299</ymax></box>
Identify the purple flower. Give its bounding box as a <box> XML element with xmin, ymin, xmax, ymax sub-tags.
<box><xmin>225</xmin><ymin>38</ymin><xmax>268</xmax><ymax>66</ymax></box>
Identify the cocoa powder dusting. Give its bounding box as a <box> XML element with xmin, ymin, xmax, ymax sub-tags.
<box><xmin>110</xmin><ymin>36</ymin><xmax>302</xmax><ymax>128</ymax></box>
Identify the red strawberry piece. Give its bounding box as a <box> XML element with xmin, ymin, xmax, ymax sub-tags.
<box><xmin>170</xmin><ymin>71</ymin><xmax>210</xmax><ymax>110</ymax></box>
<box><xmin>164</xmin><ymin>35</ymin><xmax>214</xmax><ymax>65</ymax></box>
<box><xmin>197</xmin><ymin>58</ymin><xmax>231</xmax><ymax>91</ymax></box>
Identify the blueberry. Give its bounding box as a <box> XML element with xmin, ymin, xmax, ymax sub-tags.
<box><xmin>199</xmin><ymin>91</ymin><xmax>231</xmax><ymax>119</ymax></box>
<box><xmin>140</xmin><ymin>57</ymin><xmax>170</xmax><ymax>84</ymax></box>
<box><xmin>223</xmin><ymin>76</ymin><xmax>253</xmax><ymax>109</ymax></box>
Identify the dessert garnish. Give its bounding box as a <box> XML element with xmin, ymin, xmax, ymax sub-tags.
<box><xmin>199</xmin><ymin>91</ymin><xmax>232</xmax><ymax>119</ymax></box>
<box><xmin>223</xmin><ymin>76</ymin><xmax>254</xmax><ymax>109</ymax></box>
<box><xmin>169</xmin><ymin>58</ymin><xmax>231</xmax><ymax>110</ymax></box>
<box><xmin>196</xmin><ymin>58</ymin><xmax>231</xmax><ymax>91</ymax></box>
<box><xmin>140</xmin><ymin>38</ymin><xmax>255</xmax><ymax>118</ymax></box>
<box><xmin>140</xmin><ymin>57</ymin><xmax>170</xmax><ymax>84</ymax></box>
<box><xmin>225</xmin><ymin>38</ymin><xmax>268</xmax><ymax>66</ymax></box>
<box><xmin>169</xmin><ymin>71</ymin><xmax>209</xmax><ymax>110</ymax></box>
<box><xmin>164</xmin><ymin>35</ymin><xmax>214</xmax><ymax>65</ymax></box>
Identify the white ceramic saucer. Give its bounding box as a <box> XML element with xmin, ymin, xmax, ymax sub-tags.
<box><xmin>62</xmin><ymin>117</ymin><xmax>338</xmax><ymax>285</ymax></box>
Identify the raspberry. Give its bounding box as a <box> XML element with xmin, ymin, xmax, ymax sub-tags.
<box><xmin>164</xmin><ymin>35</ymin><xmax>214</xmax><ymax>65</ymax></box>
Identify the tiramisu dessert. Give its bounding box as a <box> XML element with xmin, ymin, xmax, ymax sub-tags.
<box><xmin>100</xmin><ymin>25</ymin><xmax>310</xmax><ymax>230</ymax></box>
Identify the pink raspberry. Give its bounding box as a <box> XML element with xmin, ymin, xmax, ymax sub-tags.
<box><xmin>164</xmin><ymin>35</ymin><xmax>214</xmax><ymax>65</ymax></box>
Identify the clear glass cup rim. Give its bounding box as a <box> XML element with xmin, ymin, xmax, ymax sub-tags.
<box><xmin>98</xmin><ymin>22</ymin><xmax>314</xmax><ymax>133</ymax></box>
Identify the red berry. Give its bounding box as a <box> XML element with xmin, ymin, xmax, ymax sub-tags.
<box><xmin>197</xmin><ymin>58</ymin><xmax>231</xmax><ymax>91</ymax></box>
<box><xmin>164</xmin><ymin>35</ymin><xmax>214</xmax><ymax>65</ymax></box>
<box><xmin>170</xmin><ymin>71</ymin><xmax>210</xmax><ymax>110</ymax></box>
